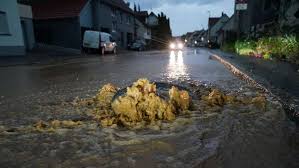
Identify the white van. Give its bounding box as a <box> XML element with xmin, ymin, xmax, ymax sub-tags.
<box><xmin>83</xmin><ymin>31</ymin><xmax>117</xmax><ymax>55</ymax></box>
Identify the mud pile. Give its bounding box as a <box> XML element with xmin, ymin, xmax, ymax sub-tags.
<box><xmin>98</xmin><ymin>79</ymin><xmax>191</xmax><ymax>128</ymax></box>
<box><xmin>70</xmin><ymin>79</ymin><xmax>268</xmax><ymax>130</ymax></box>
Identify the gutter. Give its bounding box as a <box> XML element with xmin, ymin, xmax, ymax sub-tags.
<box><xmin>210</xmin><ymin>53</ymin><xmax>299</xmax><ymax>125</ymax></box>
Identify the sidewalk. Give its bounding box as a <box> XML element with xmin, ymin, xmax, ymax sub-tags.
<box><xmin>210</xmin><ymin>49</ymin><xmax>299</xmax><ymax>123</ymax></box>
<box><xmin>0</xmin><ymin>45</ymin><xmax>83</xmax><ymax>67</ymax></box>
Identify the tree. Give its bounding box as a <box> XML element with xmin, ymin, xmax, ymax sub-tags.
<box><xmin>134</xmin><ymin>3</ymin><xmax>137</xmax><ymax>12</ymax></box>
<box><xmin>151</xmin><ymin>12</ymin><xmax>172</xmax><ymax>49</ymax></box>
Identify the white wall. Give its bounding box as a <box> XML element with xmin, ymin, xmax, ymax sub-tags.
<box><xmin>0</xmin><ymin>0</ymin><xmax>24</xmax><ymax>47</ymax></box>
<box><xmin>136</xmin><ymin>19</ymin><xmax>151</xmax><ymax>40</ymax></box>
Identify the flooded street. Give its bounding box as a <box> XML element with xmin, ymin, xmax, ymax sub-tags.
<box><xmin>0</xmin><ymin>48</ymin><xmax>298</xmax><ymax>168</ymax></box>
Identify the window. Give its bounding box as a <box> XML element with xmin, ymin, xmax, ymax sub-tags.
<box><xmin>119</xmin><ymin>13</ymin><xmax>123</xmax><ymax>23</ymax></box>
<box><xmin>0</xmin><ymin>11</ymin><xmax>9</xmax><ymax>35</ymax></box>
<box><xmin>111</xmin><ymin>8</ymin><xmax>116</xmax><ymax>17</ymax></box>
<box><xmin>127</xmin><ymin>15</ymin><xmax>131</xmax><ymax>24</ymax></box>
<box><xmin>112</xmin><ymin>21</ymin><xmax>117</xmax><ymax>32</ymax></box>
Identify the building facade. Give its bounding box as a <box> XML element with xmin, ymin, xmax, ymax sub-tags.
<box><xmin>135</xmin><ymin>19</ymin><xmax>151</xmax><ymax>42</ymax></box>
<box><xmin>0</xmin><ymin>0</ymin><xmax>25</xmax><ymax>56</ymax></box>
<box><xmin>209</xmin><ymin>13</ymin><xmax>229</xmax><ymax>44</ymax></box>
<box><xmin>235</xmin><ymin>0</ymin><xmax>299</xmax><ymax>37</ymax></box>
<box><xmin>32</xmin><ymin>0</ymin><xmax>135</xmax><ymax>51</ymax></box>
<box><xmin>19</xmin><ymin>3</ymin><xmax>35</xmax><ymax>51</ymax></box>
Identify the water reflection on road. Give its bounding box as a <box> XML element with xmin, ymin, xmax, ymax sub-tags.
<box><xmin>166</xmin><ymin>50</ymin><xmax>190</xmax><ymax>81</ymax></box>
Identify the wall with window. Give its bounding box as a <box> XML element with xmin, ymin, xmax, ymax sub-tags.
<box><xmin>99</xmin><ymin>3</ymin><xmax>113</xmax><ymax>32</ymax></box>
<box><xmin>97</xmin><ymin>2</ymin><xmax>134</xmax><ymax>48</ymax></box>
<box><xmin>0</xmin><ymin>0</ymin><xmax>25</xmax><ymax>56</ymax></box>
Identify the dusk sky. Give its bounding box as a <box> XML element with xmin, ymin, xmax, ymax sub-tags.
<box><xmin>126</xmin><ymin>0</ymin><xmax>235</xmax><ymax>36</ymax></box>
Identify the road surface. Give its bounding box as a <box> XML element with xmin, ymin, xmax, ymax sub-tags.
<box><xmin>0</xmin><ymin>48</ymin><xmax>298</xmax><ymax>168</ymax></box>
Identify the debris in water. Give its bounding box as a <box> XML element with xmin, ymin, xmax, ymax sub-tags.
<box><xmin>111</xmin><ymin>79</ymin><xmax>190</xmax><ymax>128</ymax></box>
<box><xmin>34</xmin><ymin>120</ymin><xmax>83</xmax><ymax>132</ymax></box>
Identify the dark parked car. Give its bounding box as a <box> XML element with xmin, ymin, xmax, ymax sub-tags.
<box><xmin>207</xmin><ymin>41</ymin><xmax>219</xmax><ymax>49</ymax></box>
<box><xmin>128</xmin><ymin>40</ymin><xmax>147</xmax><ymax>51</ymax></box>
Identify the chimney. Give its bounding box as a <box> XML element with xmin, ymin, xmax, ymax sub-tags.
<box><xmin>222</xmin><ymin>12</ymin><xmax>224</xmax><ymax>16</ymax></box>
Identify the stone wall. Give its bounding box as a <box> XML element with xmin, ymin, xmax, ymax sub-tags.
<box><xmin>279</xmin><ymin>0</ymin><xmax>299</xmax><ymax>34</ymax></box>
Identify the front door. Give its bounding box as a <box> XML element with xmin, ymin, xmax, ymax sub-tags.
<box><xmin>127</xmin><ymin>33</ymin><xmax>133</xmax><ymax>46</ymax></box>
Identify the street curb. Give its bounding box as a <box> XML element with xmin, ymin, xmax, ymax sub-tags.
<box><xmin>210</xmin><ymin>54</ymin><xmax>270</xmax><ymax>93</ymax></box>
<box><xmin>210</xmin><ymin>53</ymin><xmax>298</xmax><ymax>124</ymax></box>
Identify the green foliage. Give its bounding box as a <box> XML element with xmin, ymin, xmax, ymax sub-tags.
<box><xmin>233</xmin><ymin>35</ymin><xmax>299</xmax><ymax>62</ymax></box>
<box><xmin>235</xmin><ymin>40</ymin><xmax>256</xmax><ymax>56</ymax></box>
<box><xmin>281</xmin><ymin>35</ymin><xmax>299</xmax><ymax>61</ymax></box>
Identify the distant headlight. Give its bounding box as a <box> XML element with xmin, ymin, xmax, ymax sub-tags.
<box><xmin>170</xmin><ymin>43</ymin><xmax>176</xmax><ymax>49</ymax></box>
<box><xmin>177</xmin><ymin>43</ymin><xmax>184</xmax><ymax>49</ymax></box>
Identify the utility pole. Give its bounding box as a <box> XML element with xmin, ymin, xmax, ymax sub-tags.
<box><xmin>235</xmin><ymin>0</ymin><xmax>248</xmax><ymax>40</ymax></box>
<box><xmin>207</xmin><ymin>10</ymin><xmax>211</xmax><ymax>42</ymax></box>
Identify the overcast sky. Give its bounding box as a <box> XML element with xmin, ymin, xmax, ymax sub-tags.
<box><xmin>126</xmin><ymin>0</ymin><xmax>235</xmax><ymax>36</ymax></box>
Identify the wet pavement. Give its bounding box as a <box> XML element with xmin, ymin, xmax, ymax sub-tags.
<box><xmin>0</xmin><ymin>48</ymin><xmax>298</xmax><ymax>168</ymax></box>
<box><xmin>210</xmin><ymin>49</ymin><xmax>299</xmax><ymax>123</ymax></box>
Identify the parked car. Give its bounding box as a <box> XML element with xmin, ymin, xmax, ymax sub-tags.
<box><xmin>128</xmin><ymin>40</ymin><xmax>147</xmax><ymax>51</ymax></box>
<box><xmin>207</xmin><ymin>41</ymin><xmax>219</xmax><ymax>49</ymax></box>
<box><xmin>83</xmin><ymin>30</ymin><xmax>117</xmax><ymax>55</ymax></box>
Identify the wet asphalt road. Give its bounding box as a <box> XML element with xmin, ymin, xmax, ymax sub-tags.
<box><xmin>0</xmin><ymin>48</ymin><xmax>239</xmax><ymax>99</ymax></box>
<box><xmin>0</xmin><ymin>48</ymin><xmax>298</xmax><ymax>168</ymax></box>
<box><xmin>0</xmin><ymin>48</ymin><xmax>243</xmax><ymax>126</ymax></box>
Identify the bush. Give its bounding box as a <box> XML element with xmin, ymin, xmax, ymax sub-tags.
<box><xmin>235</xmin><ymin>39</ymin><xmax>256</xmax><ymax>56</ymax></box>
<box><xmin>233</xmin><ymin>35</ymin><xmax>299</xmax><ymax>62</ymax></box>
<box><xmin>281</xmin><ymin>35</ymin><xmax>299</xmax><ymax>61</ymax></box>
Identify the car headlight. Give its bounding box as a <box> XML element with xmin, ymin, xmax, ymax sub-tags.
<box><xmin>177</xmin><ymin>43</ymin><xmax>184</xmax><ymax>49</ymax></box>
<box><xmin>170</xmin><ymin>43</ymin><xmax>176</xmax><ymax>49</ymax></box>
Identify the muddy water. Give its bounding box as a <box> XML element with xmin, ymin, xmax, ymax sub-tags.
<box><xmin>0</xmin><ymin>49</ymin><xmax>298</xmax><ymax>167</ymax></box>
<box><xmin>0</xmin><ymin>83</ymin><xmax>298</xmax><ymax>168</ymax></box>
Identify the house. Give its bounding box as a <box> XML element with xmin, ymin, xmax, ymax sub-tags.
<box><xmin>135</xmin><ymin>19</ymin><xmax>151</xmax><ymax>42</ymax></box>
<box><xmin>147</xmin><ymin>12</ymin><xmax>159</xmax><ymax>27</ymax></box>
<box><xmin>208</xmin><ymin>13</ymin><xmax>229</xmax><ymax>44</ymax></box>
<box><xmin>32</xmin><ymin>0</ymin><xmax>135</xmax><ymax>51</ymax></box>
<box><xmin>96</xmin><ymin>0</ymin><xmax>135</xmax><ymax>48</ymax></box>
<box><xmin>135</xmin><ymin>11</ymin><xmax>148</xmax><ymax>25</ymax></box>
<box><xmin>235</xmin><ymin>0</ymin><xmax>285</xmax><ymax>37</ymax></box>
<box><xmin>217</xmin><ymin>14</ymin><xmax>237</xmax><ymax>46</ymax></box>
<box><xmin>0</xmin><ymin>0</ymin><xmax>35</xmax><ymax>56</ymax></box>
<box><xmin>208</xmin><ymin>17</ymin><xmax>220</xmax><ymax>41</ymax></box>
<box><xmin>19</xmin><ymin>3</ymin><xmax>35</xmax><ymax>51</ymax></box>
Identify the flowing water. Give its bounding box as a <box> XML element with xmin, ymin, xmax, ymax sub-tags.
<box><xmin>0</xmin><ymin>49</ymin><xmax>298</xmax><ymax>167</ymax></box>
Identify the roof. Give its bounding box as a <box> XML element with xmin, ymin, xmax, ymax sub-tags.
<box><xmin>222</xmin><ymin>14</ymin><xmax>236</xmax><ymax>31</ymax></box>
<box><xmin>101</xmin><ymin>0</ymin><xmax>134</xmax><ymax>14</ymax></box>
<box><xmin>136</xmin><ymin>11</ymin><xmax>148</xmax><ymax>16</ymax></box>
<box><xmin>208</xmin><ymin>17</ymin><xmax>220</xmax><ymax>28</ymax></box>
<box><xmin>32</xmin><ymin>0</ymin><xmax>88</xmax><ymax>20</ymax></box>
<box><xmin>149</xmin><ymin>12</ymin><xmax>158</xmax><ymax>18</ymax></box>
